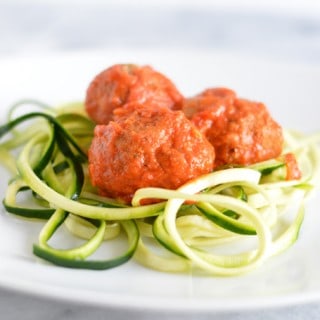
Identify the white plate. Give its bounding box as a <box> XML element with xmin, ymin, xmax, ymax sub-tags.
<box><xmin>0</xmin><ymin>49</ymin><xmax>319</xmax><ymax>313</ymax></box>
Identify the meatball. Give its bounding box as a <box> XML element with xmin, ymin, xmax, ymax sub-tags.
<box><xmin>85</xmin><ymin>64</ymin><xmax>184</xmax><ymax>124</ymax></box>
<box><xmin>183</xmin><ymin>89</ymin><xmax>283</xmax><ymax>166</ymax></box>
<box><xmin>88</xmin><ymin>104</ymin><xmax>215</xmax><ymax>203</ymax></box>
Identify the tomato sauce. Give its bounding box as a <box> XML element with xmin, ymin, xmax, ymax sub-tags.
<box><xmin>85</xmin><ymin>64</ymin><xmax>183</xmax><ymax>124</ymax></box>
<box><xmin>282</xmin><ymin>153</ymin><xmax>302</xmax><ymax>180</ymax></box>
<box><xmin>183</xmin><ymin>89</ymin><xmax>284</xmax><ymax>167</ymax></box>
<box><xmin>88</xmin><ymin>104</ymin><xmax>215</xmax><ymax>203</ymax></box>
<box><xmin>85</xmin><ymin>64</ymin><xmax>299</xmax><ymax>203</ymax></box>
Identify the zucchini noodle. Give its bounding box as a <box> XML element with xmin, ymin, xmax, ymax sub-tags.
<box><xmin>0</xmin><ymin>100</ymin><xmax>319</xmax><ymax>275</ymax></box>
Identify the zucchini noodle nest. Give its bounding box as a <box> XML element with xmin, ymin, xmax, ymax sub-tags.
<box><xmin>0</xmin><ymin>100</ymin><xmax>319</xmax><ymax>276</ymax></box>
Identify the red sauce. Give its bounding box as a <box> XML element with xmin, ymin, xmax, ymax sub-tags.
<box><xmin>88</xmin><ymin>104</ymin><xmax>215</xmax><ymax>203</ymax></box>
<box><xmin>85</xmin><ymin>64</ymin><xmax>183</xmax><ymax>124</ymax></box>
<box><xmin>183</xmin><ymin>88</ymin><xmax>284</xmax><ymax>167</ymax></box>
<box><xmin>85</xmin><ymin>65</ymin><xmax>298</xmax><ymax>203</ymax></box>
<box><xmin>282</xmin><ymin>153</ymin><xmax>302</xmax><ymax>180</ymax></box>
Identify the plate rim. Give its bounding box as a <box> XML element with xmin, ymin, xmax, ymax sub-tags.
<box><xmin>0</xmin><ymin>49</ymin><xmax>320</xmax><ymax>313</ymax></box>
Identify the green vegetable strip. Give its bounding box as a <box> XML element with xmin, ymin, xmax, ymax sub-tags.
<box><xmin>165</xmin><ymin>194</ymin><xmax>272</xmax><ymax>275</ymax></box>
<box><xmin>54</xmin><ymin>128</ymin><xmax>84</xmax><ymax>200</ymax></box>
<box><xmin>176</xmin><ymin>214</ymin><xmax>235</xmax><ymax>240</ymax></box>
<box><xmin>152</xmin><ymin>213</ymin><xmax>186</xmax><ymax>258</ymax></box>
<box><xmin>270</xmin><ymin>202</ymin><xmax>305</xmax><ymax>256</ymax></box>
<box><xmin>65</xmin><ymin>215</ymin><xmax>121</xmax><ymax>241</ymax></box>
<box><xmin>32</xmin><ymin>153</ymin><xmax>97</xmax><ymax>264</ymax></box>
<box><xmin>134</xmin><ymin>238</ymin><xmax>191</xmax><ymax>273</ymax></box>
<box><xmin>41</xmin><ymin>164</ymin><xmax>66</xmax><ymax>195</ymax></box>
<box><xmin>56</xmin><ymin>113</ymin><xmax>95</xmax><ymax>134</ymax></box>
<box><xmin>35</xmin><ymin>208</ymin><xmax>106</xmax><ymax>260</ymax></box>
<box><xmin>33</xmin><ymin>220</ymin><xmax>139</xmax><ymax>270</ymax></box>
<box><xmin>7</xmin><ymin>100</ymin><xmax>53</xmax><ymax>122</ymax></box>
<box><xmin>0</xmin><ymin>146</ymin><xmax>18</xmax><ymax>173</ymax></box>
<box><xmin>5</xmin><ymin>100</ymin><xmax>54</xmax><ymax>139</ymax></box>
<box><xmin>196</xmin><ymin>202</ymin><xmax>256</xmax><ymax>235</ymax></box>
<box><xmin>3</xmin><ymin>178</ymin><xmax>55</xmax><ymax>219</ymax></box>
<box><xmin>160</xmin><ymin>169</ymin><xmax>272</xmax><ymax>275</ymax></box>
<box><xmin>32</xmin><ymin>124</ymin><xmax>56</xmax><ymax>176</ymax></box>
<box><xmin>0</xmin><ymin>112</ymin><xmax>87</xmax><ymax>161</ymax></box>
<box><xmin>131</xmin><ymin>171</ymin><xmax>261</xmax><ymax>206</ymax></box>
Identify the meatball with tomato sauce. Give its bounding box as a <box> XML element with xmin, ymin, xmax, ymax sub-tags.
<box><xmin>88</xmin><ymin>104</ymin><xmax>215</xmax><ymax>204</ymax></box>
<box><xmin>183</xmin><ymin>88</ymin><xmax>284</xmax><ymax>167</ymax></box>
<box><xmin>85</xmin><ymin>64</ymin><xmax>184</xmax><ymax>124</ymax></box>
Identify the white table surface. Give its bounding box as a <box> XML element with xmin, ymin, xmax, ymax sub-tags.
<box><xmin>0</xmin><ymin>2</ymin><xmax>320</xmax><ymax>319</ymax></box>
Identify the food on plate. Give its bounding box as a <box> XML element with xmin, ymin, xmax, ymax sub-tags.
<box><xmin>85</xmin><ymin>64</ymin><xmax>183</xmax><ymax>124</ymax></box>
<box><xmin>88</xmin><ymin>103</ymin><xmax>215</xmax><ymax>203</ymax></box>
<box><xmin>0</xmin><ymin>63</ymin><xmax>319</xmax><ymax>276</ymax></box>
<box><xmin>183</xmin><ymin>88</ymin><xmax>283</xmax><ymax>167</ymax></box>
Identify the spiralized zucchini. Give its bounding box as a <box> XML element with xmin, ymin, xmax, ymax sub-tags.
<box><xmin>0</xmin><ymin>100</ymin><xmax>319</xmax><ymax>275</ymax></box>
